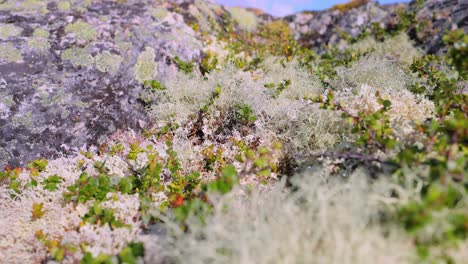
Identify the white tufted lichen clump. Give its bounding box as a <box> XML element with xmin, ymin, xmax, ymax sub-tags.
<box><xmin>228</xmin><ymin>7</ymin><xmax>259</xmax><ymax>32</ymax></box>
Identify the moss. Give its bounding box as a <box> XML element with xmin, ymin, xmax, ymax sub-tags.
<box><xmin>0</xmin><ymin>43</ymin><xmax>23</xmax><ymax>62</ymax></box>
<box><xmin>61</xmin><ymin>46</ymin><xmax>94</xmax><ymax>67</ymax></box>
<box><xmin>65</xmin><ymin>20</ymin><xmax>97</xmax><ymax>42</ymax></box>
<box><xmin>0</xmin><ymin>24</ymin><xmax>23</xmax><ymax>39</ymax></box>
<box><xmin>134</xmin><ymin>47</ymin><xmax>158</xmax><ymax>84</ymax></box>
<box><xmin>228</xmin><ymin>7</ymin><xmax>258</xmax><ymax>32</ymax></box>
<box><xmin>95</xmin><ymin>51</ymin><xmax>123</xmax><ymax>74</ymax></box>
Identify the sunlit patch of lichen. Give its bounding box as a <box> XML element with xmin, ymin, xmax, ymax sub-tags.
<box><xmin>134</xmin><ymin>47</ymin><xmax>158</xmax><ymax>84</ymax></box>
<box><xmin>0</xmin><ymin>0</ymin><xmax>47</xmax><ymax>13</ymax></box>
<box><xmin>0</xmin><ymin>24</ymin><xmax>23</xmax><ymax>39</ymax></box>
<box><xmin>0</xmin><ymin>43</ymin><xmax>23</xmax><ymax>62</ymax></box>
<box><xmin>95</xmin><ymin>51</ymin><xmax>123</xmax><ymax>74</ymax></box>
<box><xmin>33</xmin><ymin>28</ymin><xmax>50</xmax><ymax>38</ymax></box>
<box><xmin>149</xmin><ymin>7</ymin><xmax>168</xmax><ymax>21</ymax></box>
<box><xmin>61</xmin><ymin>46</ymin><xmax>94</xmax><ymax>67</ymax></box>
<box><xmin>65</xmin><ymin>20</ymin><xmax>97</xmax><ymax>42</ymax></box>
<box><xmin>57</xmin><ymin>1</ymin><xmax>72</xmax><ymax>11</ymax></box>
<box><xmin>27</xmin><ymin>29</ymin><xmax>51</xmax><ymax>52</ymax></box>
<box><xmin>228</xmin><ymin>7</ymin><xmax>258</xmax><ymax>32</ymax></box>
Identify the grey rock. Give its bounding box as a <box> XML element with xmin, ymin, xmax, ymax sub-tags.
<box><xmin>409</xmin><ymin>0</ymin><xmax>468</xmax><ymax>54</ymax></box>
<box><xmin>286</xmin><ymin>0</ymin><xmax>467</xmax><ymax>54</ymax></box>
<box><xmin>0</xmin><ymin>0</ymin><xmax>202</xmax><ymax>169</ymax></box>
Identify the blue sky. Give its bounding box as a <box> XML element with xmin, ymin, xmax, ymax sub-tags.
<box><xmin>216</xmin><ymin>0</ymin><xmax>410</xmax><ymax>16</ymax></box>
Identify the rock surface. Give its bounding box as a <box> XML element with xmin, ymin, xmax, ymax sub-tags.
<box><xmin>285</xmin><ymin>2</ymin><xmax>404</xmax><ymax>52</ymax></box>
<box><xmin>0</xmin><ymin>0</ymin><xmax>203</xmax><ymax>168</ymax></box>
<box><xmin>286</xmin><ymin>0</ymin><xmax>467</xmax><ymax>54</ymax></box>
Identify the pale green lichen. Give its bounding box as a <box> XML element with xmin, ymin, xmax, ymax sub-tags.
<box><xmin>0</xmin><ymin>24</ymin><xmax>23</xmax><ymax>39</ymax></box>
<box><xmin>27</xmin><ymin>37</ymin><xmax>50</xmax><ymax>52</ymax></box>
<box><xmin>0</xmin><ymin>0</ymin><xmax>47</xmax><ymax>13</ymax></box>
<box><xmin>65</xmin><ymin>20</ymin><xmax>97</xmax><ymax>42</ymax></box>
<box><xmin>61</xmin><ymin>46</ymin><xmax>94</xmax><ymax>67</ymax></box>
<box><xmin>57</xmin><ymin>1</ymin><xmax>72</xmax><ymax>11</ymax></box>
<box><xmin>116</xmin><ymin>41</ymin><xmax>132</xmax><ymax>53</ymax></box>
<box><xmin>21</xmin><ymin>0</ymin><xmax>48</xmax><ymax>13</ymax></box>
<box><xmin>134</xmin><ymin>47</ymin><xmax>158</xmax><ymax>84</ymax></box>
<box><xmin>73</xmin><ymin>0</ymin><xmax>93</xmax><ymax>12</ymax></box>
<box><xmin>150</xmin><ymin>7</ymin><xmax>168</xmax><ymax>21</ymax></box>
<box><xmin>347</xmin><ymin>33</ymin><xmax>422</xmax><ymax>66</ymax></box>
<box><xmin>33</xmin><ymin>28</ymin><xmax>50</xmax><ymax>38</ymax></box>
<box><xmin>28</xmin><ymin>29</ymin><xmax>50</xmax><ymax>52</ymax></box>
<box><xmin>228</xmin><ymin>7</ymin><xmax>258</xmax><ymax>32</ymax></box>
<box><xmin>0</xmin><ymin>1</ymin><xmax>13</xmax><ymax>10</ymax></box>
<box><xmin>95</xmin><ymin>51</ymin><xmax>123</xmax><ymax>74</ymax></box>
<box><xmin>0</xmin><ymin>43</ymin><xmax>23</xmax><ymax>62</ymax></box>
<box><xmin>11</xmin><ymin>111</ymin><xmax>33</xmax><ymax>128</ymax></box>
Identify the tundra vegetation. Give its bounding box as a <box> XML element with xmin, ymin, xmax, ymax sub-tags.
<box><xmin>0</xmin><ymin>1</ymin><xmax>467</xmax><ymax>263</ymax></box>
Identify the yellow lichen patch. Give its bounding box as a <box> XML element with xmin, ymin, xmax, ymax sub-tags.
<box><xmin>95</xmin><ymin>51</ymin><xmax>123</xmax><ymax>74</ymax></box>
<box><xmin>28</xmin><ymin>29</ymin><xmax>50</xmax><ymax>52</ymax></box>
<box><xmin>228</xmin><ymin>7</ymin><xmax>258</xmax><ymax>32</ymax></box>
<box><xmin>0</xmin><ymin>24</ymin><xmax>23</xmax><ymax>39</ymax></box>
<box><xmin>134</xmin><ymin>47</ymin><xmax>158</xmax><ymax>84</ymax></box>
<box><xmin>33</xmin><ymin>28</ymin><xmax>50</xmax><ymax>38</ymax></box>
<box><xmin>57</xmin><ymin>1</ymin><xmax>72</xmax><ymax>11</ymax></box>
<box><xmin>27</xmin><ymin>37</ymin><xmax>50</xmax><ymax>52</ymax></box>
<box><xmin>0</xmin><ymin>43</ymin><xmax>23</xmax><ymax>62</ymax></box>
<box><xmin>22</xmin><ymin>0</ymin><xmax>48</xmax><ymax>13</ymax></box>
<box><xmin>0</xmin><ymin>0</ymin><xmax>47</xmax><ymax>13</ymax></box>
<box><xmin>65</xmin><ymin>20</ymin><xmax>97</xmax><ymax>42</ymax></box>
<box><xmin>0</xmin><ymin>0</ymin><xmax>13</xmax><ymax>10</ymax></box>
<box><xmin>61</xmin><ymin>46</ymin><xmax>94</xmax><ymax>67</ymax></box>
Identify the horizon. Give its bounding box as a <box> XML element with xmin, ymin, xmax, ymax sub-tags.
<box><xmin>216</xmin><ymin>0</ymin><xmax>411</xmax><ymax>16</ymax></box>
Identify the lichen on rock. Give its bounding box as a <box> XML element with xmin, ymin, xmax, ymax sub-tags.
<box><xmin>149</xmin><ymin>7</ymin><xmax>168</xmax><ymax>21</ymax></box>
<box><xmin>228</xmin><ymin>7</ymin><xmax>259</xmax><ymax>32</ymax></box>
<box><xmin>0</xmin><ymin>24</ymin><xmax>23</xmax><ymax>39</ymax></box>
<box><xmin>61</xmin><ymin>46</ymin><xmax>94</xmax><ymax>67</ymax></box>
<box><xmin>95</xmin><ymin>51</ymin><xmax>123</xmax><ymax>74</ymax></box>
<box><xmin>134</xmin><ymin>47</ymin><xmax>158</xmax><ymax>84</ymax></box>
<box><xmin>65</xmin><ymin>20</ymin><xmax>97</xmax><ymax>42</ymax></box>
<box><xmin>0</xmin><ymin>43</ymin><xmax>23</xmax><ymax>62</ymax></box>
